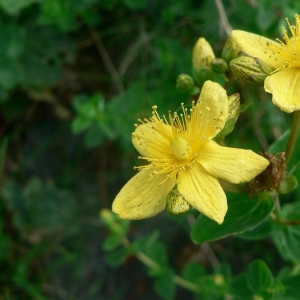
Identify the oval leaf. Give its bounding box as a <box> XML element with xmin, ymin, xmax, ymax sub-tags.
<box><xmin>191</xmin><ymin>192</ymin><xmax>274</xmax><ymax>243</ymax></box>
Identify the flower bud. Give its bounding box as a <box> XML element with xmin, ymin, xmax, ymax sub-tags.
<box><xmin>166</xmin><ymin>188</ymin><xmax>191</xmax><ymax>216</ymax></box>
<box><xmin>214</xmin><ymin>274</ymin><xmax>225</xmax><ymax>286</ymax></box>
<box><xmin>278</xmin><ymin>175</ymin><xmax>298</xmax><ymax>194</ymax></box>
<box><xmin>192</xmin><ymin>37</ymin><xmax>215</xmax><ymax>71</ymax></box>
<box><xmin>222</xmin><ymin>36</ymin><xmax>240</xmax><ymax>63</ymax></box>
<box><xmin>215</xmin><ymin>93</ymin><xmax>240</xmax><ymax>142</ymax></box>
<box><xmin>176</xmin><ymin>74</ymin><xmax>198</xmax><ymax>95</ymax></box>
<box><xmin>211</xmin><ymin>58</ymin><xmax>228</xmax><ymax>74</ymax></box>
<box><xmin>100</xmin><ymin>209</ymin><xmax>128</xmax><ymax>235</ymax></box>
<box><xmin>230</xmin><ymin>56</ymin><xmax>273</xmax><ymax>85</ymax></box>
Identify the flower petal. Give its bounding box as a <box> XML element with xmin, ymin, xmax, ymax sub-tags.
<box><xmin>264</xmin><ymin>68</ymin><xmax>300</xmax><ymax>113</ymax></box>
<box><xmin>132</xmin><ymin>122</ymin><xmax>172</xmax><ymax>157</ymax></box>
<box><xmin>177</xmin><ymin>163</ymin><xmax>227</xmax><ymax>224</ymax></box>
<box><xmin>191</xmin><ymin>81</ymin><xmax>228</xmax><ymax>143</ymax></box>
<box><xmin>231</xmin><ymin>30</ymin><xmax>281</xmax><ymax>69</ymax></box>
<box><xmin>112</xmin><ymin>169</ymin><xmax>176</xmax><ymax>219</ymax></box>
<box><xmin>197</xmin><ymin>140</ymin><xmax>269</xmax><ymax>184</ymax></box>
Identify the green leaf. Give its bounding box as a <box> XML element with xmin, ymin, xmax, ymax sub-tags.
<box><xmin>0</xmin><ymin>0</ymin><xmax>41</xmax><ymax>15</ymax></box>
<box><xmin>183</xmin><ymin>262</ymin><xmax>205</xmax><ymax>285</ymax></box>
<box><xmin>256</xmin><ymin>1</ymin><xmax>277</xmax><ymax>31</ymax></box>
<box><xmin>268</xmin><ymin>130</ymin><xmax>289</xmax><ymax>154</ymax></box>
<box><xmin>102</xmin><ymin>235</ymin><xmax>122</xmax><ymax>251</ymax></box>
<box><xmin>268</xmin><ymin>129</ymin><xmax>300</xmax><ymax>168</ymax></box>
<box><xmin>84</xmin><ymin>125</ymin><xmax>105</xmax><ymax>148</ymax></box>
<box><xmin>2</xmin><ymin>178</ymin><xmax>78</xmax><ymax>238</ymax></box>
<box><xmin>154</xmin><ymin>268</ymin><xmax>176</xmax><ymax>300</ymax></box>
<box><xmin>121</xmin><ymin>0</ymin><xmax>148</xmax><ymax>10</ymax></box>
<box><xmin>38</xmin><ymin>0</ymin><xmax>77</xmax><ymax>32</ymax></box>
<box><xmin>238</xmin><ymin>219</ymin><xmax>272</xmax><ymax>240</ymax></box>
<box><xmin>272</xmin><ymin>202</ymin><xmax>300</xmax><ymax>263</ymax></box>
<box><xmin>229</xmin><ymin>273</ymin><xmax>253</xmax><ymax>300</ymax></box>
<box><xmin>247</xmin><ymin>260</ymin><xmax>274</xmax><ymax>294</ymax></box>
<box><xmin>105</xmin><ymin>247</ymin><xmax>131</xmax><ymax>267</ymax></box>
<box><xmin>191</xmin><ymin>193</ymin><xmax>274</xmax><ymax>243</ymax></box>
<box><xmin>279</xmin><ymin>274</ymin><xmax>300</xmax><ymax>300</ymax></box>
<box><xmin>144</xmin><ymin>241</ymin><xmax>168</xmax><ymax>276</ymax></box>
<box><xmin>274</xmin><ymin>224</ymin><xmax>300</xmax><ymax>264</ymax></box>
<box><xmin>132</xmin><ymin>230</ymin><xmax>160</xmax><ymax>253</ymax></box>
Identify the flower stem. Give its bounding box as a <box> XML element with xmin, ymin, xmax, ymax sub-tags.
<box><xmin>272</xmin><ymin>192</ymin><xmax>282</xmax><ymax>223</ymax></box>
<box><xmin>285</xmin><ymin>111</ymin><xmax>300</xmax><ymax>165</ymax></box>
<box><xmin>121</xmin><ymin>239</ymin><xmax>201</xmax><ymax>294</ymax></box>
<box><xmin>173</xmin><ymin>275</ymin><xmax>201</xmax><ymax>293</ymax></box>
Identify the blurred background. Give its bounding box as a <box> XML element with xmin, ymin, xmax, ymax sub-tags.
<box><xmin>0</xmin><ymin>0</ymin><xmax>299</xmax><ymax>299</ymax></box>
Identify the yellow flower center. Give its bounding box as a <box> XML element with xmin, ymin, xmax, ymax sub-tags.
<box><xmin>170</xmin><ymin>136</ymin><xmax>192</xmax><ymax>160</ymax></box>
<box><xmin>268</xmin><ymin>14</ymin><xmax>300</xmax><ymax>71</ymax></box>
<box><xmin>135</xmin><ymin>103</ymin><xmax>200</xmax><ymax>181</ymax></box>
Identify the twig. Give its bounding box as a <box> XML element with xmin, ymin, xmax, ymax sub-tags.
<box><xmin>214</xmin><ymin>0</ymin><xmax>232</xmax><ymax>37</ymax></box>
<box><xmin>89</xmin><ymin>27</ymin><xmax>124</xmax><ymax>93</ymax></box>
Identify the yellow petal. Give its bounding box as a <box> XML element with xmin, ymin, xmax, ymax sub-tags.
<box><xmin>177</xmin><ymin>163</ymin><xmax>227</xmax><ymax>224</ymax></box>
<box><xmin>112</xmin><ymin>169</ymin><xmax>175</xmax><ymax>219</ymax></box>
<box><xmin>264</xmin><ymin>68</ymin><xmax>300</xmax><ymax>113</ymax></box>
<box><xmin>197</xmin><ymin>140</ymin><xmax>269</xmax><ymax>184</ymax></box>
<box><xmin>132</xmin><ymin>122</ymin><xmax>172</xmax><ymax>157</ymax></box>
<box><xmin>231</xmin><ymin>30</ymin><xmax>281</xmax><ymax>70</ymax></box>
<box><xmin>191</xmin><ymin>81</ymin><xmax>228</xmax><ymax>141</ymax></box>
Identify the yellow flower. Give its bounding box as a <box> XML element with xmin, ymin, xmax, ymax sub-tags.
<box><xmin>112</xmin><ymin>81</ymin><xmax>269</xmax><ymax>224</ymax></box>
<box><xmin>230</xmin><ymin>14</ymin><xmax>300</xmax><ymax>113</ymax></box>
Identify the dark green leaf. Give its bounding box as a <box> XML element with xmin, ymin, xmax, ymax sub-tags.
<box><xmin>247</xmin><ymin>260</ymin><xmax>274</xmax><ymax>294</ymax></box>
<box><xmin>102</xmin><ymin>235</ymin><xmax>122</xmax><ymax>251</ymax></box>
<box><xmin>0</xmin><ymin>0</ymin><xmax>41</xmax><ymax>15</ymax></box>
<box><xmin>144</xmin><ymin>241</ymin><xmax>168</xmax><ymax>276</ymax></box>
<box><xmin>238</xmin><ymin>218</ymin><xmax>272</xmax><ymax>240</ymax></box>
<box><xmin>191</xmin><ymin>193</ymin><xmax>274</xmax><ymax>243</ymax></box>
<box><xmin>279</xmin><ymin>274</ymin><xmax>300</xmax><ymax>300</ymax></box>
<box><xmin>84</xmin><ymin>125</ymin><xmax>105</xmax><ymax>148</ymax></box>
<box><xmin>154</xmin><ymin>268</ymin><xmax>176</xmax><ymax>300</ymax></box>
<box><xmin>131</xmin><ymin>230</ymin><xmax>160</xmax><ymax>253</ymax></box>
<box><xmin>121</xmin><ymin>0</ymin><xmax>148</xmax><ymax>9</ymax></box>
<box><xmin>105</xmin><ymin>247</ymin><xmax>131</xmax><ymax>267</ymax></box>
<box><xmin>229</xmin><ymin>273</ymin><xmax>252</xmax><ymax>300</ymax></box>
<box><xmin>183</xmin><ymin>262</ymin><xmax>205</xmax><ymax>285</ymax></box>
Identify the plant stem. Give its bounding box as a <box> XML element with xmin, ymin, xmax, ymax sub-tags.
<box><xmin>136</xmin><ymin>252</ymin><xmax>160</xmax><ymax>271</ymax></box>
<box><xmin>173</xmin><ymin>275</ymin><xmax>201</xmax><ymax>293</ymax></box>
<box><xmin>285</xmin><ymin>111</ymin><xmax>300</xmax><ymax>165</ymax></box>
<box><xmin>121</xmin><ymin>239</ymin><xmax>201</xmax><ymax>294</ymax></box>
<box><xmin>272</xmin><ymin>192</ymin><xmax>282</xmax><ymax>223</ymax></box>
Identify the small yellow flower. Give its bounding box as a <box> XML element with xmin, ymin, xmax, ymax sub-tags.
<box><xmin>229</xmin><ymin>14</ymin><xmax>300</xmax><ymax>113</ymax></box>
<box><xmin>112</xmin><ymin>81</ymin><xmax>269</xmax><ymax>224</ymax></box>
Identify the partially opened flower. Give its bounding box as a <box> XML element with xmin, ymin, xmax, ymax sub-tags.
<box><xmin>112</xmin><ymin>81</ymin><xmax>269</xmax><ymax>224</ymax></box>
<box><xmin>229</xmin><ymin>14</ymin><xmax>300</xmax><ymax>113</ymax></box>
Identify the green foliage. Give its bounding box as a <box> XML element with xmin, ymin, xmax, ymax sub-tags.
<box><xmin>1</xmin><ymin>0</ymin><xmax>300</xmax><ymax>299</ymax></box>
<box><xmin>191</xmin><ymin>193</ymin><xmax>274</xmax><ymax>243</ymax></box>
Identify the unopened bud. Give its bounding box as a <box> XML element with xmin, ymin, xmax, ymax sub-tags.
<box><xmin>228</xmin><ymin>93</ymin><xmax>240</xmax><ymax>120</ymax></box>
<box><xmin>192</xmin><ymin>37</ymin><xmax>215</xmax><ymax>71</ymax></box>
<box><xmin>214</xmin><ymin>274</ymin><xmax>225</xmax><ymax>286</ymax></box>
<box><xmin>278</xmin><ymin>175</ymin><xmax>298</xmax><ymax>194</ymax></box>
<box><xmin>211</xmin><ymin>58</ymin><xmax>228</xmax><ymax>74</ymax></box>
<box><xmin>176</xmin><ymin>74</ymin><xmax>198</xmax><ymax>94</ymax></box>
<box><xmin>100</xmin><ymin>209</ymin><xmax>127</xmax><ymax>235</ymax></box>
<box><xmin>222</xmin><ymin>37</ymin><xmax>240</xmax><ymax>63</ymax></box>
<box><xmin>215</xmin><ymin>93</ymin><xmax>240</xmax><ymax>142</ymax></box>
<box><xmin>167</xmin><ymin>188</ymin><xmax>191</xmax><ymax>216</ymax></box>
<box><xmin>230</xmin><ymin>56</ymin><xmax>273</xmax><ymax>85</ymax></box>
